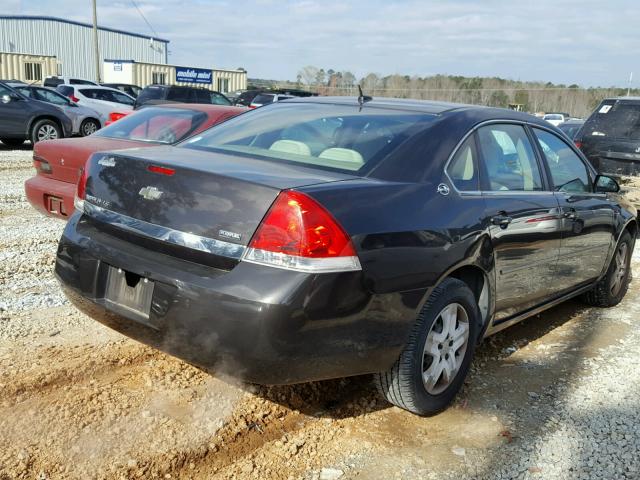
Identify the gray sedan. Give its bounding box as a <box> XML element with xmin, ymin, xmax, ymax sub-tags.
<box><xmin>10</xmin><ymin>84</ymin><xmax>102</xmax><ymax>136</ymax></box>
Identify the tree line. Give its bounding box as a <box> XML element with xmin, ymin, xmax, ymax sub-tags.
<box><xmin>290</xmin><ymin>66</ymin><xmax>638</xmax><ymax>118</ymax></box>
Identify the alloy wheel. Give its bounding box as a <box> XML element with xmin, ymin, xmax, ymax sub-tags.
<box><xmin>611</xmin><ymin>243</ymin><xmax>628</xmax><ymax>297</ymax></box>
<box><xmin>422</xmin><ymin>302</ymin><xmax>470</xmax><ymax>395</ymax></box>
<box><xmin>83</xmin><ymin>121</ymin><xmax>98</xmax><ymax>136</ymax></box>
<box><xmin>37</xmin><ymin>124</ymin><xmax>59</xmax><ymax>141</ymax></box>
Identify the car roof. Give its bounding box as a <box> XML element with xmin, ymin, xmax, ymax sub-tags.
<box><xmin>63</xmin><ymin>84</ymin><xmax>134</xmax><ymax>96</ymax></box>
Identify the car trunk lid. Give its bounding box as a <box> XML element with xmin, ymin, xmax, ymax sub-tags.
<box><xmin>83</xmin><ymin>146</ymin><xmax>357</xmax><ymax>257</ymax></box>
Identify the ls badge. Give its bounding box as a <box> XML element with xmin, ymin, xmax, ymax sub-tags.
<box><xmin>139</xmin><ymin>186</ymin><xmax>163</xmax><ymax>200</ymax></box>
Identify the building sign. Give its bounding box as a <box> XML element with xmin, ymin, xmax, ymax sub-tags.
<box><xmin>113</xmin><ymin>62</ymin><xmax>122</xmax><ymax>71</ymax></box>
<box><xmin>175</xmin><ymin>67</ymin><xmax>212</xmax><ymax>84</ymax></box>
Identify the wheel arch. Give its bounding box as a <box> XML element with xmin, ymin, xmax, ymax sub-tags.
<box><xmin>26</xmin><ymin>115</ymin><xmax>64</xmax><ymax>138</ymax></box>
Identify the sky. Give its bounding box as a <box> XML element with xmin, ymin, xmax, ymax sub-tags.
<box><xmin>4</xmin><ymin>0</ymin><xmax>640</xmax><ymax>87</ymax></box>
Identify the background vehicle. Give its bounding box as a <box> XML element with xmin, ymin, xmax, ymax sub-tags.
<box><xmin>56</xmin><ymin>85</ymin><xmax>134</xmax><ymax>126</ymax></box>
<box><xmin>234</xmin><ymin>89</ymin><xmax>264</xmax><ymax>107</ymax></box>
<box><xmin>543</xmin><ymin>112</ymin><xmax>570</xmax><ymax>126</ymax></box>
<box><xmin>44</xmin><ymin>76</ymin><xmax>98</xmax><ymax>88</ymax></box>
<box><xmin>101</xmin><ymin>83</ymin><xmax>142</xmax><ymax>98</ymax></box>
<box><xmin>8</xmin><ymin>83</ymin><xmax>102</xmax><ymax>137</ymax></box>
<box><xmin>56</xmin><ymin>98</ymin><xmax>636</xmax><ymax>417</ymax></box>
<box><xmin>557</xmin><ymin>118</ymin><xmax>585</xmax><ymax>140</ymax></box>
<box><xmin>135</xmin><ymin>85</ymin><xmax>231</xmax><ymax>108</ymax></box>
<box><xmin>576</xmin><ymin>97</ymin><xmax>640</xmax><ymax>176</ymax></box>
<box><xmin>0</xmin><ymin>81</ymin><xmax>72</xmax><ymax>146</ymax></box>
<box><xmin>26</xmin><ymin>104</ymin><xmax>245</xmax><ymax>219</ymax></box>
<box><xmin>249</xmin><ymin>93</ymin><xmax>294</xmax><ymax>108</ymax></box>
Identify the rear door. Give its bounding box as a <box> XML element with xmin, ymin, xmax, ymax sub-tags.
<box><xmin>477</xmin><ymin>123</ymin><xmax>563</xmax><ymax>321</ymax></box>
<box><xmin>0</xmin><ymin>84</ymin><xmax>32</xmax><ymax>136</ymax></box>
<box><xmin>532</xmin><ymin>127</ymin><xmax>616</xmax><ymax>290</ymax></box>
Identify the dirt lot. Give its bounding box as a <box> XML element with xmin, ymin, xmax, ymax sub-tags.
<box><xmin>1</xmin><ymin>145</ymin><xmax>639</xmax><ymax>480</ymax></box>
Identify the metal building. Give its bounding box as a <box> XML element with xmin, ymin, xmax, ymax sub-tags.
<box><xmin>0</xmin><ymin>15</ymin><xmax>168</xmax><ymax>82</ymax></box>
<box><xmin>103</xmin><ymin>60</ymin><xmax>247</xmax><ymax>94</ymax></box>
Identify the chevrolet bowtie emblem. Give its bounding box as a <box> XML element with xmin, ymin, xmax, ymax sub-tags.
<box><xmin>139</xmin><ymin>186</ymin><xmax>163</xmax><ymax>200</ymax></box>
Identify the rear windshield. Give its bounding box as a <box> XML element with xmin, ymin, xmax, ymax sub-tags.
<box><xmin>95</xmin><ymin>107</ymin><xmax>207</xmax><ymax>144</ymax></box>
<box><xmin>252</xmin><ymin>94</ymin><xmax>275</xmax><ymax>104</ymax></box>
<box><xmin>181</xmin><ymin>102</ymin><xmax>435</xmax><ymax>172</ymax></box>
<box><xmin>582</xmin><ymin>100</ymin><xmax>640</xmax><ymax>140</ymax></box>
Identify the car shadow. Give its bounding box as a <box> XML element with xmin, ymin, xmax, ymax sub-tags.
<box><xmin>0</xmin><ymin>142</ymin><xmax>33</xmax><ymax>151</ymax></box>
<box><xmin>245</xmin><ymin>297</ymin><xmax>593</xmax><ymax>420</ymax></box>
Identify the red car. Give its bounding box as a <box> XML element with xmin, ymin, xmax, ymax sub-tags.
<box><xmin>25</xmin><ymin>104</ymin><xmax>246</xmax><ymax>219</ymax></box>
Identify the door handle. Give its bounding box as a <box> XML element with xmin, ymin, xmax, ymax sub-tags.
<box><xmin>491</xmin><ymin>212</ymin><xmax>513</xmax><ymax>228</ymax></box>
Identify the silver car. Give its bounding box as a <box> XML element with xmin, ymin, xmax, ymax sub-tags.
<box><xmin>9</xmin><ymin>83</ymin><xmax>102</xmax><ymax>136</ymax></box>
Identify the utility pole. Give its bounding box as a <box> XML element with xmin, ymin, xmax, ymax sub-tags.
<box><xmin>92</xmin><ymin>0</ymin><xmax>101</xmax><ymax>83</ymax></box>
<box><xmin>627</xmin><ymin>72</ymin><xmax>633</xmax><ymax>97</ymax></box>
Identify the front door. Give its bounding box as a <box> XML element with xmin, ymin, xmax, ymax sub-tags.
<box><xmin>476</xmin><ymin>123</ymin><xmax>563</xmax><ymax>321</ymax></box>
<box><xmin>531</xmin><ymin>127</ymin><xmax>616</xmax><ymax>291</ymax></box>
<box><xmin>0</xmin><ymin>84</ymin><xmax>30</xmax><ymax>136</ymax></box>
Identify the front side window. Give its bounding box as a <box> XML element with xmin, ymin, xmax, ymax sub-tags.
<box><xmin>447</xmin><ymin>136</ymin><xmax>478</xmax><ymax>191</ymax></box>
<box><xmin>182</xmin><ymin>103</ymin><xmax>435</xmax><ymax>172</ymax></box>
<box><xmin>477</xmin><ymin>124</ymin><xmax>543</xmax><ymax>191</ymax></box>
<box><xmin>533</xmin><ymin>128</ymin><xmax>591</xmax><ymax>193</ymax></box>
<box><xmin>35</xmin><ymin>88</ymin><xmax>69</xmax><ymax>106</ymax></box>
<box><xmin>15</xmin><ymin>87</ymin><xmax>34</xmax><ymax>98</ymax></box>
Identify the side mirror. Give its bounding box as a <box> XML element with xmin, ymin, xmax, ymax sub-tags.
<box><xmin>594</xmin><ymin>174</ymin><xmax>620</xmax><ymax>193</ymax></box>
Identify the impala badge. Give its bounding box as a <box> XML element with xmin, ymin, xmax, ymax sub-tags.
<box><xmin>139</xmin><ymin>186</ymin><xmax>163</xmax><ymax>200</ymax></box>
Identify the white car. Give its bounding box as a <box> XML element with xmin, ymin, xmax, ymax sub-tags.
<box><xmin>249</xmin><ymin>93</ymin><xmax>294</xmax><ymax>109</ymax></box>
<box><xmin>543</xmin><ymin>113</ymin><xmax>569</xmax><ymax>127</ymax></box>
<box><xmin>55</xmin><ymin>85</ymin><xmax>134</xmax><ymax>126</ymax></box>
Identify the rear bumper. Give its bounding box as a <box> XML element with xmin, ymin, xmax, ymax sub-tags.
<box><xmin>55</xmin><ymin>214</ymin><xmax>418</xmax><ymax>384</ymax></box>
<box><xmin>24</xmin><ymin>175</ymin><xmax>75</xmax><ymax>219</ymax></box>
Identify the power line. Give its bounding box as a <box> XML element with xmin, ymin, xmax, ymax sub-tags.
<box><xmin>129</xmin><ymin>0</ymin><xmax>158</xmax><ymax>38</ymax></box>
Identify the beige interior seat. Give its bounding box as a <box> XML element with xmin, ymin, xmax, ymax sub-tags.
<box><xmin>269</xmin><ymin>140</ymin><xmax>311</xmax><ymax>156</ymax></box>
<box><xmin>318</xmin><ymin>148</ymin><xmax>364</xmax><ymax>169</ymax></box>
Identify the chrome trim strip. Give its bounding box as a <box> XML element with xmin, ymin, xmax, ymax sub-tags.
<box><xmin>83</xmin><ymin>202</ymin><xmax>246</xmax><ymax>259</ymax></box>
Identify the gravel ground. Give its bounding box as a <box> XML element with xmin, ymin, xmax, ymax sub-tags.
<box><xmin>1</xmin><ymin>144</ymin><xmax>639</xmax><ymax>479</ymax></box>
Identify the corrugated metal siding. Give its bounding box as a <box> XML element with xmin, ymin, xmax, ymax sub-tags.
<box><xmin>0</xmin><ymin>18</ymin><xmax>168</xmax><ymax>82</ymax></box>
<box><xmin>213</xmin><ymin>70</ymin><xmax>247</xmax><ymax>92</ymax></box>
<box><xmin>0</xmin><ymin>52</ymin><xmax>57</xmax><ymax>81</ymax></box>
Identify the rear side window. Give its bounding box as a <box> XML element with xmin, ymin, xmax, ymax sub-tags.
<box><xmin>477</xmin><ymin>124</ymin><xmax>543</xmax><ymax>191</ymax></box>
<box><xmin>70</xmin><ymin>79</ymin><xmax>96</xmax><ymax>85</ymax></box>
<box><xmin>15</xmin><ymin>87</ymin><xmax>34</xmax><ymax>98</ymax></box>
<box><xmin>447</xmin><ymin>136</ymin><xmax>478</xmax><ymax>191</ymax></box>
<box><xmin>533</xmin><ymin>128</ymin><xmax>591</xmax><ymax>193</ymax></box>
<box><xmin>582</xmin><ymin>100</ymin><xmax>640</xmax><ymax>140</ymax></box>
<box><xmin>35</xmin><ymin>88</ymin><xmax>69</xmax><ymax>105</ymax></box>
<box><xmin>56</xmin><ymin>85</ymin><xmax>74</xmax><ymax>97</ymax></box>
<box><xmin>192</xmin><ymin>89</ymin><xmax>211</xmax><ymax>103</ymax></box>
<box><xmin>253</xmin><ymin>94</ymin><xmax>275</xmax><ymax>104</ymax></box>
<box><xmin>210</xmin><ymin>92</ymin><xmax>231</xmax><ymax>105</ymax></box>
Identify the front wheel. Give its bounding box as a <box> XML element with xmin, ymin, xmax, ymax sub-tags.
<box><xmin>582</xmin><ymin>231</ymin><xmax>634</xmax><ymax>307</ymax></box>
<box><xmin>80</xmin><ymin>118</ymin><xmax>100</xmax><ymax>136</ymax></box>
<box><xmin>374</xmin><ymin>278</ymin><xmax>479</xmax><ymax>416</ymax></box>
<box><xmin>31</xmin><ymin>119</ymin><xmax>62</xmax><ymax>144</ymax></box>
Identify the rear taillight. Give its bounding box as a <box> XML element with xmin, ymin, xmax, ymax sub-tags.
<box><xmin>574</xmin><ymin>140</ymin><xmax>582</xmax><ymax>150</ymax></box>
<box><xmin>105</xmin><ymin>112</ymin><xmax>128</xmax><ymax>126</ymax></box>
<box><xmin>243</xmin><ymin>191</ymin><xmax>361</xmax><ymax>273</ymax></box>
<box><xmin>74</xmin><ymin>168</ymin><xmax>87</xmax><ymax>212</ymax></box>
<box><xmin>70</xmin><ymin>94</ymin><xmax>80</xmax><ymax>103</ymax></box>
<box><xmin>33</xmin><ymin>157</ymin><xmax>52</xmax><ymax>174</ymax></box>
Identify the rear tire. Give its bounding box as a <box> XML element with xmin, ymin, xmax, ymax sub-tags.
<box><xmin>80</xmin><ymin>118</ymin><xmax>100</xmax><ymax>136</ymax></box>
<box><xmin>374</xmin><ymin>278</ymin><xmax>479</xmax><ymax>416</ymax></box>
<box><xmin>30</xmin><ymin>119</ymin><xmax>62</xmax><ymax>144</ymax></box>
<box><xmin>0</xmin><ymin>138</ymin><xmax>25</xmax><ymax>147</ymax></box>
<box><xmin>582</xmin><ymin>231</ymin><xmax>633</xmax><ymax>307</ymax></box>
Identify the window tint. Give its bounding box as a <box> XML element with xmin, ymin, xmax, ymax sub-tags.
<box><xmin>56</xmin><ymin>85</ymin><xmax>74</xmax><ymax>97</ymax></box>
<box><xmin>477</xmin><ymin>124</ymin><xmax>543</xmax><ymax>191</ymax></box>
<box><xmin>183</xmin><ymin>103</ymin><xmax>435</xmax><ymax>172</ymax></box>
<box><xmin>253</xmin><ymin>94</ymin><xmax>275</xmax><ymax>104</ymax></box>
<box><xmin>70</xmin><ymin>79</ymin><xmax>96</xmax><ymax>85</ymax></box>
<box><xmin>0</xmin><ymin>84</ymin><xmax>12</xmax><ymax>96</ymax></box>
<box><xmin>582</xmin><ymin>100</ymin><xmax>640</xmax><ymax>140</ymax></box>
<box><xmin>168</xmin><ymin>87</ymin><xmax>191</xmax><ymax>103</ymax></box>
<box><xmin>109</xmin><ymin>91</ymin><xmax>134</xmax><ymax>106</ymax></box>
<box><xmin>15</xmin><ymin>87</ymin><xmax>34</xmax><ymax>98</ymax></box>
<box><xmin>192</xmin><ymin>89</ymin><xmax>211</xmax><ymax>103</ymax></box>
<box><xmin>533</xmin><ymin>128</ymin><xmax>591</xmax><ymax>193</ymax></box>
<box><xmin>447</xmin><ymin>136</ymin><xmax>478</xmax><ymax>191</ymax></box>
<box><xmin>136</xmin><ymin>86</ymin><xmax>164</xmax><ymax>105</ymax></box>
